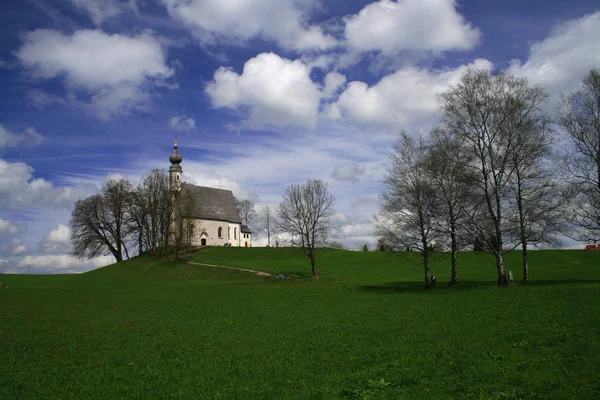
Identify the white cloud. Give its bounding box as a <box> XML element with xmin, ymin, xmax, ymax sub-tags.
<box><xmin>161</xmin><ymin>0</ymin><xmax>336</xmax><ymax>51</ymax></box>
<box><xmin>329</xmin><ymin>58</ymin><xmax>493</xmax><ymax>130</ymax></box>
<box><xmin>322</xmin><ymin>72</ymin><xmax>346</xmax><ymax>99</ymax></box>
<box><xmin>206</xmin><ymin>52</ymin><xmax>321</xmax><ymax>128</ymax></box>
<box><xmin>508</xmin><ymin>11</ymin><xmax>600</xmax><ymax>106</ymax></box>
<box><xmin>71</xmin><ymin>0</ymin><xmax>137</xmax><ymax>26</ymax></box>
<box><xmin>16</xmin><ymin>29</ymin><xmax>174</xmax><ymax>119</ymax></box>
<box><xmin>0</xmin><ymin>218</ymin><xmax>18</xmax><ymax>235</ymax></box>
<box><xmin>0</xmin><ymin>125</ymin><xmax>43</xmax><ymax>148</ymax></box>
<box><xmin>331</xmin><ymin>163</ymin><xmax>366</xmax><ymax>182</ymax></box>
<box><xmin>170</xmin><ymin>114</ymin><xmax>196</xmax><ymax>131</ymax></box>
<box><xmin>42</xmin><ymin>224</ymin><xmax>71</xmax><ymax>254</ymax></box>
<box><xmin>18</xmin><ymin>254</ymin><xmax>114</xmax><ymax>272</ymax></box>
<box><xmin>13</xmin><ymin>244</ymin><xmax>27</xmax><ymax>255</ymax></box>
<box><xmin>0</xmin><ymin>158</ymin><xmax>96</xmax><ymax>209</ymax></box>
<box><xmin>344</xmin><ymin>0</ymin><xmax>480</xmax><ymax>55</ymax></box>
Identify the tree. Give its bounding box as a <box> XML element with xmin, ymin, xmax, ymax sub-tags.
<box><xmin>258</xmin><ymin>205</ymin><xmax>277</xmax><ymax>246</ymax></box>
<box><xmin>426</xmin><ymin>128</ymin><xmax>476</xmax><ymax>284</ymax></box>
<box><xmin>125</xmin><ymin>188</ymin><xmax>149</xmax><ymax>257</ymax></box>
<box><xmin>277</xmin><ymin>179</ymin><xmax>336</xmax><ymax>278</ymax></box>
<box><xmin>505</xmin><ymin>121</ymin><xmax>563</xmax><ymax>282</ymax></box>
<box><xmin>557</xmin><ymin>69</ymin><xmax>600</xmax><ymax>242</ymax></box>
<box><xmin>375</xmin><ymin>132</ymin><xmax>439</xmax><ymax>288</ymax></box>
<box><xmin>235</xmin><ymin>198</ymin><xmax>257</xmax><ymax>228</ymax></box>
<box><xmin>171</xmin><ymin>184</ymin><xmax>197</xmax><ymax>259</ymax></box>
<box><xmin>70</xmin><ymin>179</ymin><xmax>133</xmax><ymax>263</ymax></box>
<box><xmin>361</xmin><ymin>244</ymin><xmax>369</xmax><ymax>252</ymax></box>
<box><xmin>139</xmin><ymin>169</ymin><xmax>171</xmax><ymax>256</ymax></box>
<box><xmin>439</xmin><ymin>69</ymin><xmax>548</xmax><ymax>286</ymax></box>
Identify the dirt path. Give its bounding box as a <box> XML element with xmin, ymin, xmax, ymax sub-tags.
<box><xmin>187</xmin><ymin>261</ymin><xmax>274</xmax><ymax>278</ymax></box>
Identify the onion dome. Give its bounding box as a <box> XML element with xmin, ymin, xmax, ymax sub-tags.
<box><xmin>169</xmin><ymin>141</ymin><xmax>182</xmax><ymax>164</ymax></box>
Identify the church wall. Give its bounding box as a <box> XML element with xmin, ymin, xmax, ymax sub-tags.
<box><xmin>188</xmin><ymin>219</ymin><xmax>243</xmax><ymax>247</ymax></box>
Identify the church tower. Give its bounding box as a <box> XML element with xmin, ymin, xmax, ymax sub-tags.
<box><xmin>169</xmin><ymin>141</ymin><xmax>182</xmax><ymax>192</ymax></box>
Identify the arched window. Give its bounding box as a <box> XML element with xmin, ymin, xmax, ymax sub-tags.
<box><xmin>234</xmin><ymin>228</ymin><xmax>237</xmax><ymax>239</ymax></box>
<box><xmin>218</xmin><ymin>227</ymin><xmax>223</xmax><ymax>238</ymax></box>
<box><xmin>228</xmin><ymin>227</ymin><xmax>231</xmax><ymax>239</ymax></box>
<box><xmin>190</xmin><ymin>224</ymin><xmax>194</xmax><ymax>236</ymax></box>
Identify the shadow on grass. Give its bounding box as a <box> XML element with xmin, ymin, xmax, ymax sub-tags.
<box><xmin>357</xmin><ymin>279</ymin><xmax>600</xmax><ymax>294</ymax></box>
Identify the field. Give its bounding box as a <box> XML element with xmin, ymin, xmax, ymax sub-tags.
<box><xmin>1</xmin><ymin>248</ymin><xmax>600</xmax><ymax>399</ymax></box>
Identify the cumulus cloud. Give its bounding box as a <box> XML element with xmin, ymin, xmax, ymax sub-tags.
<box><xmin>161</xmin><ymin>0</ymin><xmax>336</xmax><ymax>51</ymax></box>
<box><xmin>16</xmin><ymin>29</ymin><xmax>174</xmax><ymax>119</ymax></box>
<box><xmin>0</xmin><ymin>218</ymin><xmax>19</xmax><ymax>235</ymax></box>
<box><xmin>331</xmin><ymin>163</ymin><xmax>366</xmax><ymax>182</ymax></box>
<box><xmin>0</xmin><ymin>158</ymin><xmax>96</xmax><ymax>209</ymax></box>
<box><xmin>508</xmin><ymin>11</ymin><xmax>600</xmax><ymax>106</ymax></box>
<box><xmin>18</xmin><ymin>254</ymin><xmax>114</xmax><ymax>273</ymax></box>
<box><xmin>344</xmin><ymin>0</ymin><xmax>480</xmax><ymax>55</ymax></box>
<box><xmin>42</xmin><ymin>225</ymin><xmax>72</xmax><ymax>254</ymax></box>
<box><xmin>170</xmin><ymin>113</ymin><xmax>196</xmax><ymax>131</ymax></box>
<box><xmin>0</xmin><ymin>125</ymin><xmax>43</xmax><ymax>148</ymax></box>
<box><xmin>71</xmin><ymin>0</ymin><xmax>137</xmax><ymax>25</ymax></box>
<box><xmin>206</xmin><ymin>52</ymin><xmax>321</xmax><ymax>128</ymax></box>
<box><xmin>322</xmin><ymin>72</ymin><xmax>346</xmax><ymax>99</ymax></box>
<box><xmin>328</xmin><ymin>58</ymin><xmax>493</xmax><ymax>130</ymax></box>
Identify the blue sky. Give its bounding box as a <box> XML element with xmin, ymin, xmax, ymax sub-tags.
<box><xmin>1</xmin><ymin>0</ymin><xmax>599</xmax><ymax>273</ymax></box>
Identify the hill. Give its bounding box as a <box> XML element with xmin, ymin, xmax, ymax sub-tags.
<box><xmin>1</xmin><ymin>248</ymin><xmax>599</xmax><ymax>399</ymax></box>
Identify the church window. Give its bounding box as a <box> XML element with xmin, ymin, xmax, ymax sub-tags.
<box><xmin>218</xmin><ymin>227</ymin><xmax>223</xmax><ymax>238</ymax></box>
<box><xmin>228</xmin><ymin>227</ymin><xmax>231</xmax><ymax>239</ymax></box>
<box><xmin>234</xmin><ymin>228</ymin><xmax>237</xmax><ymax>239</ymax></box>
<box><xmin>190</xmin><ymin>224</ymin><xmax>194</xmax><ymax>236</ymax></box>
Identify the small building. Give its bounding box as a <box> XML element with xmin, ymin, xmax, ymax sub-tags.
<box><xmin>168</xmin><ymin>142</ymin><xmax>251</xmax><ymax>247</ymax></box>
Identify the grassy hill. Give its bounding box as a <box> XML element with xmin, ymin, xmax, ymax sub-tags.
<box><xmin>1</xmin><ymin>248</ymin><xmax>599</xmax><ymax>399</ymax></box>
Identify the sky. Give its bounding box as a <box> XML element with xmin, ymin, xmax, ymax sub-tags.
<box><xmin>1</xmin><ymin>0</ymin><xmax>599</xmax><ymax>274</ymax></box>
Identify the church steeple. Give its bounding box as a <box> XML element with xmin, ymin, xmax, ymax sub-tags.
<box><xmin>169</xmin><ymin>141</ymin><xmax>182</xmax><ymax>192</ymax></box>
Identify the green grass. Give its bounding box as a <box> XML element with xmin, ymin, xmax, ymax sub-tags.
<box><xmin>1</xmin><ymin>248</ymin><xmax>600</xmax><ymax>399</ymax></box>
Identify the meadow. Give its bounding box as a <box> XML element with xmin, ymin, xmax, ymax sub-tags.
<box><xmin>1</xmin><ymin>248</ymin><xmax>599</xmax><ymax>399</ymax></box>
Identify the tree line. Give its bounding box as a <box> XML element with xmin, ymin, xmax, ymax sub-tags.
<box><xmin>376</xmin><ymin>68</ymin><xmax>600</xmax><ymax>288</ymax></box>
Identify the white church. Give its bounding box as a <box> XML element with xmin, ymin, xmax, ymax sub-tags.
<box><xmin>168</xmin><ymin>142</ymin><xmax>252</xmax><ymax>247</ymax></box>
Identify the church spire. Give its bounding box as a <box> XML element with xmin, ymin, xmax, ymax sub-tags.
<box><xmin>169</xmin><ymin>140</ymin><xmax>182</xmax><ymax>192</ymax></box>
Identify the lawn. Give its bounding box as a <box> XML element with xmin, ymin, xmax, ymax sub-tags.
<box><xmin>1</xmin><ymin>248</ymin><xmax>599</xmax><ymax>399</ymax></box>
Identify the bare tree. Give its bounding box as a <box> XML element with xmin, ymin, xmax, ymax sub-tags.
<box><xmin>426</xmin><ymin>128</ymin><xmax>476</xmax><ymax>284</ymax></box>
<box><xmin>277</xmin><ymin>179</ymin><xmax>336</xmax><ymax>278</ymax></box>
<box><xmin>375</xmin><ymin>132</ymin><xmax>439</xmax><ymax>288</ymax></box>
<box><xmin>235</xmin><ymin>198</ymin><xmax>257</xmax><ymax>228</ymax></box>
<box><xmin>557</xmin><ymin>69</ymin><xmax>600</xmax><ymax>242</ymax></box>
<box><xmin>70</xmin><ymin>179</ymin><xmax>133</xmax><ymax>263</ymax></box>
<box><xmin>139</xmin><ymin>169</ymin><xmax>171</xmax><ymax>256</ymax></box>
<box><xmin>258</xmin><ymin>205</ymin><xmax>277</xmax><ymax>246</ymax></box>
<box><xmin>125</xmin><ymin>188</ymin><xmax>149</xmax><ymax>257</ymax></box>
<box><xmin>172</xmin><ymin>184</ymin><xmax>196</xmax><ymax>260</ymax></box>
<box><xmin>506</xmin><ymin>121</ymin><xmax>563</xmax><ymax>282</ymax></box>
<box><xmin>439</xmin><ymin>69</ymin><xmax>548</xmax><ymax>286</ymax></box>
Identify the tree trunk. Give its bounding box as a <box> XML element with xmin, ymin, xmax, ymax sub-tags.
<box><xmin>138</xmin><ymin>231</ymin><xmax>143</xmax><ymax>256</ymax></box>
<box><xmin>310</xmin><ymin>254</ymin><xmax>317</xmax><ymax>278</ymax></box>
<box><xmin>450</xmin><ymin>219</ymin><xmax>458</xmax><ymax>284</ymax></box>
<box><xmin>495</xmin><ymin>251</ymin><xmax>506</xmax><ymax>287</ymax></box>
<box><xmin>422</xmin><ymin>241</ymin><xmax>431</xmax><ymax>289</ymax></box>
<box><xmin>521</xmin><ymin>241</ymin><xmax>529</xmax><ymax>283</ymax></box>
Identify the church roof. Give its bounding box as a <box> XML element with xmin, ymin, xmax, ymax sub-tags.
<box><xmin>182</xmin><ymin>184</ymin><xmax>241</xmax><ymax>223</ymax></box>
<box><xmin>241</xmin><ymin>224</ymin><xmax>252</xmax><ymax>234</ymax></box>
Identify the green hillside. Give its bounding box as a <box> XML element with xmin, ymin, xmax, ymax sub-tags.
<box><xmin>1</xmin><ymin>249</ymin><xmax>599</xmax><ymax>399</ymax></box>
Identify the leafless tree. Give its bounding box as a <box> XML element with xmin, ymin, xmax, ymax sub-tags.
<box><xmin>557</xmin><ymin>69</ymin><xmax>600</xmax><ymax>242</ymax></box>
<box><xmin>505</xmin><ymin>121</ymin><xmax>563</xmax><ymax>282</ymax></box>
<box><xmin>426</xmin><ymin>128</ymin><xmax>476</xmax><ymax>284</ymax></box>
<box><xmin>277</xmin><ymin>179</ymin><xmax>336</xmax><ymax>278</ymax></box>
<box><xmin>439</xmin><ymin>69</ymin><xmax>548</xmax><ymax>286</ymax></box>
<box><xmin>139</xmin><ymin>169</ymin><xmax>171</xmax><ymax>256</ymax></box>
<box><xmin>125</xmin><ymin>188</ymin><xmax>149</xmax><ymax>257</ymax></box>
<box><xmin>375</xmin><ymin>132</ymin><xmax>440</xmax><ymax>288</ymax></box>
<box><xmin>70</xmin><ymin>179</ymin><xmax>133</xmax><ymax>263</ymax></box>
<box><xmin>172</xmin><ymin>184</ymin><xmax>197</xmax><ymax>260</ymax></box>
<box><xmin>235</xmin><ymin>198</ymin><xmax>257</xmax><ymax>228</ymax></box>
<box><xmin>258</xmin><ymin>205</ymin><xmax>277</xmax><ymax>246</ymax></box>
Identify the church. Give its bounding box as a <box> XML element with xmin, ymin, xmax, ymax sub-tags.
<box><xmin>168</xmin><ymin>142</ymin><xmax>252</xmax><ymax>247</ymax></box>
